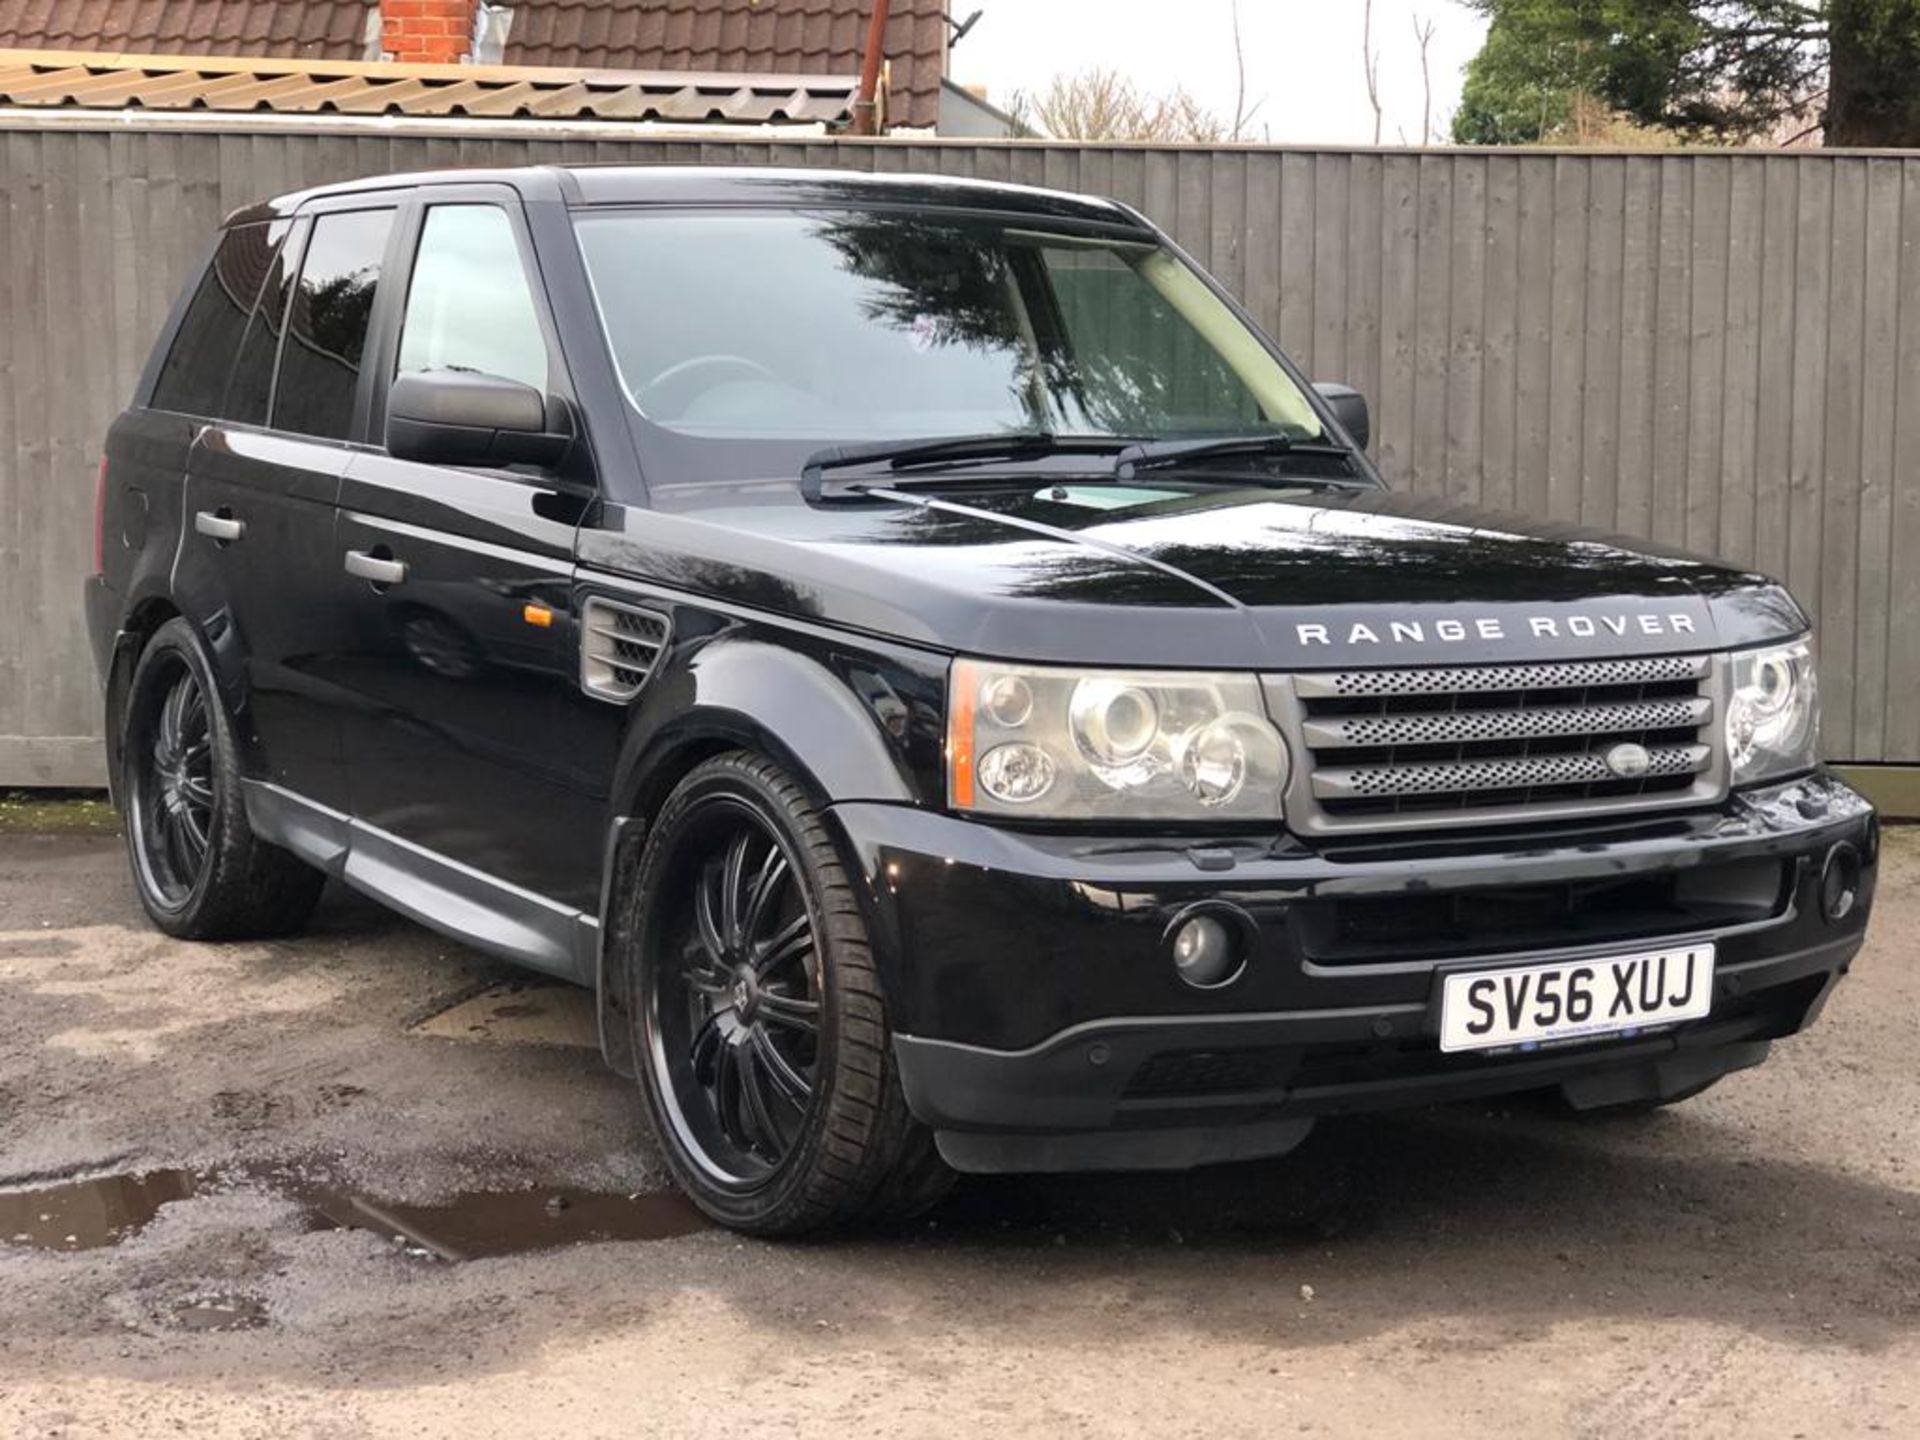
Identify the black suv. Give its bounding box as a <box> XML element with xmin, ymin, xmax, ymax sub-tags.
<box><xmin>86</xmin><ymin>166</ymin><xmax>1877</xmax><ymax>1234</ymax></box>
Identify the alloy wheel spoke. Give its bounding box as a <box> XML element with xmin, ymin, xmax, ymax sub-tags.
<box><xmin>689</xmin><ymin>1010</ymin><xmax>724</xmax><ymax>1081</ymax></box>
<box><xmin>693</xmin><ymin>858</ymin><xmax>728</xmax><ymax>963</ymax></box>
<box><xmin>175</xmin><ymin>797</ymin><xmax>210</xmax><ymax>861</ymax></box>
<box><xmin>753</xmin><ymin>912</ymin><xmax>813</xmax><ymax>978</ymax></box>
<box><xmin>161</xmin><ymin>809</ymin><xmax>193</xmax><ymax>884</ymax></box>
<box><xmin>156</xmin><ymin>677</ymin><xmax>184</xmax><ymax>758</ymax></box>
<box><xmin>757</xmin><ymin>990</ymin><xmax>820</xmax><ymax>1035</ymax></box>
<box><xmin>741</xmin><ymin>846</ymin><xmax>789</xmax><ymax>948</ymax></box>
<box><xmin>711</xmin><ymin>1034</ymin><xmax>747</xmax><ymax>1146</ymax></box>
<box><xmin>180</xmin><ymin>683</ymin><xmax>206</xmax><ymax>739</ymax></box>
<box><xmin>750</xmin><ymin>1028</ymin><xmax>811</xmax><ymax>1109</ymax></box>
<box><xmin>718</xmin><ymin>831</ymin><xmax>752</xmax><ymax>953</ymax></box>
<box><xmin>736</xmin><ymin>1042</ymin><xmax>784</xmax><ymax>1156</ymax></box>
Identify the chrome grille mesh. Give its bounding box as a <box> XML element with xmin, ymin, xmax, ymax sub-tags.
<box><xmin>1293</xmin><ymin>655</ymin><xmax>1709</xmax><ymax>699</ymax></box>
<box><xmin>1270</xmin><ymin>653</ymin><xmax>1726</xmax><ymax>832</ymax></box>
<box><xmin>1304</xmin><ymin>696</ymin><xmax>1712</xmax><ymax>749</ymax></box>
<box><xmin>581</xmin><ymin>597</ymin><xmax>669</xmax><ymax>702</ymax></box>
<box><xmin>1323</xmin><ymin>744</ymin><xmax>1712</xmax><ymax>799</ymax></box>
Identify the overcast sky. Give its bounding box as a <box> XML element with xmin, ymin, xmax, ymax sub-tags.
<box><xmin>949</xmin><ymin>0</ymin><xmax>1489</xmax><ymax>146</ymax></box>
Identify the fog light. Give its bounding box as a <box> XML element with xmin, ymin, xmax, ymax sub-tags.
<box><xmin>1171</xmin><ymin>914</ymin><xmax>1239</xmax><ymax>988</ymax></box>
<box><xmin>977</xmin><ymin>742</ymin><xmax>1055</xmax><ymax>804</ymax></box>
<box><xmin>1820</xmin><ymin>843</ymin><xmax>1861</xmax><ymax>922</ymax></box>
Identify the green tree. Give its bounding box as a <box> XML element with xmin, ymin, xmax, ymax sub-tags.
<box><xmin>1452</xmin><ymin>1</ymin><xmax>1920</xmax><ymax>148</ymax></box>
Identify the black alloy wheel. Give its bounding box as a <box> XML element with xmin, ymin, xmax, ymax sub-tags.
<box><xmin>650</xmin><ymin>799</ymin><xmax>824</xmax><ymax>1184</ymax></box>
<box><xmin>625</xmin><ymin>753</ymin><xmax>950</xmax><ymax>1234</ymax></box>
<box><xmin>128</xmin><ymin>654</ymin><xmax>216</xmax><ymax>909</ymax></box>
<box><xmin>119</xmin><ymin>618</ymin><xmax>325</xmax><ymax>940</ymax></box>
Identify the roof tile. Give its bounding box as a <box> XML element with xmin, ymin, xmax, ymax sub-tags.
<box><xmin>0</xmin><ymin>0</ymin><xmax>372</xmax><ymax>60</ymax></box>
<box><xmin>0</xmin><ymin>46</ymin><xmax>863</xmax><ymax>125</ymax></box>
<box><xmin>503</xmin><ymin>0</ymin><xmax>947</xmax><ymax>129</ymax></box>
<box><xmin>0</xmin><ymin>0</ymin><xmax>948</xmax><ymax>128</ymax></box>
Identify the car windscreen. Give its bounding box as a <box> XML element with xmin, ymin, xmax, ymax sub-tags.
<box><xmin>572</xmin><ymin>206</ymin><xmax>1325</xmax><ymax>481</ymax></box>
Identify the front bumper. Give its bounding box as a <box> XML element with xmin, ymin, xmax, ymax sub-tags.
<box><xmin>830</xmin><ymin>773</ymin><xmax>1877</xmax><ymax>1173</ymax></box>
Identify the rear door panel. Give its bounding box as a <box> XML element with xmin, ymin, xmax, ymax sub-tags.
<box><xmin>177</xmin><ymin>427</ymin><xmax>350</xmax><ymax>808</ymax></box>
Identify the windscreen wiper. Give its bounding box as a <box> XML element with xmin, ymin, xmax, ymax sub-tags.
<box><xmin>802</xmin><ymin>432</ymin><xmax>1133</xmax><ymax>500</ymax></box>
<box><xmin>1113</xmin><ymin>432</ymin><xmax>1359</xmax><ymax>481</ymax></box>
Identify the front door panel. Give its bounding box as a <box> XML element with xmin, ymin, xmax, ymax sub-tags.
<box><xmin>333</xmin><ymin>454</ymin><xmax>599</xmax><ymax>908</ymax></box>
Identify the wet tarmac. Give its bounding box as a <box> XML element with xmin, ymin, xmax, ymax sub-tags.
<box><xmin>1</xmin><ymin>1165</ymin><xmax>708</xmax><ymax>1262</ymax></box>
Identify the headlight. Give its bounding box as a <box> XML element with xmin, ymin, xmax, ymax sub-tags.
<box><xmin>1726</xmin><ymin>639</ymin><xmax>1819</xmax><ymax>785</ymax></box>
<box><xmin>948</xmin><ymin>659</ymin><xmax>1288</xmax><ymax>821</ymax></box>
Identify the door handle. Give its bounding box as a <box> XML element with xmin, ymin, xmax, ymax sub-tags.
<box><xmin>194</xmin><ymin>510</ymin><xmax>245</xmax><ymax>542</ymax></box>
<box><xmin>344</xmin><ymin>549</ymin><xmax>407</xmax><ymax>586</ymax></box>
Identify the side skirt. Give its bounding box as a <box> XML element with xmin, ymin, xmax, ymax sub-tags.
<box><xmin>242</xmin><ymin>780</ymin><xmax>598</xmax><ymax>985</ymax></box>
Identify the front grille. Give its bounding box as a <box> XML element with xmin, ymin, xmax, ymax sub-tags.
<box><xmin>1267</xmin><ymin>654</ymin><xmax>1727</xmax><ymax>833</ymax></box>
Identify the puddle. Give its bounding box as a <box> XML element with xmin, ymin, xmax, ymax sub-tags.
<box><xmin>2</xmin><ymin>1166</ymin><xmax>707</xmax><ymax>1261</ymax></box>
<box><xmin>171</xmin><ymin>1293</ymin><xmax>269</xmax><ymax>1332</ymax></box>
<box><xmin>289</xmin><ymin>1181</ymin><xmax>708</xmax><ymax>1261</ymax></box>
<box><xmin>0</xmin><ymin>1168</ymin><xmax>199</xmax><ymax>1251</ymax></box>
<box><xmin>410</xmin><ymin>980</ymin><xmax>599</xmax><ymax>1050</ymax></box>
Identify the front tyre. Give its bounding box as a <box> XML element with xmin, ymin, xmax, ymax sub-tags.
<box><xmin>120</xmin><ymin>618</ymin><xmax>324</xmax><ymax>940</ymax></box>
<box><xmin>623</xmin><ymin>752</ymin><xmax>949</xmax><ymax>1235</ymax></box>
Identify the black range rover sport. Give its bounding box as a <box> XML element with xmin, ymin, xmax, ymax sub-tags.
<box><xmin>87</xmin><ymin>166</ymin><xmax>1877</xmax><ymax>1234</ymax></box>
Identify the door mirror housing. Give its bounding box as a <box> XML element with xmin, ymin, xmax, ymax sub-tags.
<box><xmin>387</xmin><ymin>370</ymin><xmax>571</xmax><ymax>469</ymax></box>
<box><xmin>1312</xmin><ymin>382</ymin><xmax>1370</xmax><ymax>453</ymax></box>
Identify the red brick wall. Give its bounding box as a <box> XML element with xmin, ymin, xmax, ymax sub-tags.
<box><xmin>381</xmin><ymin>0</ymin><xmax>475</xmax><ymax>64</ymax></box>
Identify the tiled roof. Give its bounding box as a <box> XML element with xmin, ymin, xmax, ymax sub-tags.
<box><xmin>504</xmin><ymin>0</ymin><xmax>948</xmax><ymax>130</ymax></box>
<box><xmin>0</xmin><ymin>0</ymin><xmax>948</xmax><ymax>129</ymax></box>
<box><xmin>0</xmin><ymin>0</ymin><xmax>374</xmax><ymax>60</ymax></box>
<box><xmin>0</xmin><ymin>48</ymin><xmax>860</xmax><ymax>124</ymax></box>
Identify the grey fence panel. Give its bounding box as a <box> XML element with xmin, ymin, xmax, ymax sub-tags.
<box><xmin>2</xmin><ymin>123</ymin><xmax>1917</xmax><ymax>782</ymax></box>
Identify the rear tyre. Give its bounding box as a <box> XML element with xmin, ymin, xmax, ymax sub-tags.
<box><xmin>622</xmin><ymin>751</ymin><xmax>950</xmax><ymax>1235</ymax></box>
<box><xmin>120</xmin><ymin>618</ymin><xmax>325</xmax><ymax>940</ymax></box>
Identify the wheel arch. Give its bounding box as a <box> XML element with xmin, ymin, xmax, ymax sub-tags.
<box><xmin>591</xmin><ymin>638</ymin><xmax>928</xmax><ymax>1077</ymax></box>
<box><xmin>103</xmin><ymin>594</ymin><xmax>184</xmax><ymax>806</ymax></box>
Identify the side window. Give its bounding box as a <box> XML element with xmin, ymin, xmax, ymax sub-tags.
<box><xmin>274</xmin><ymin>208</ymin><xmax>395</xmax><ymax>442</ymax></box>
<box><xmin>224</xmin><ymin>217</ymin><xmax>302</xmax><ymax>427</ymax></box>
<box><xmin>397</xmin><ymin>205</ymin><xmax>549</xmax><ymax>392</ymax></box>
<box><xmin>150</xmin><ymin>223</ymin><xmax>275</xmax><ymax>418</ymax></box>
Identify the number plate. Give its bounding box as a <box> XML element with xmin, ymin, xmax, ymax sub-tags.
<box><xmin>1438</xmin><ymin>943</ymin><xmax>1715</xmax><ymax>1054</ymax></box>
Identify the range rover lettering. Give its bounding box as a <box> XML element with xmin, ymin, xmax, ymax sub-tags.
<box><xmin>85</xmin><ymin>167</ymin><xmax>1877</xmax><ymax>1234</ymax></box>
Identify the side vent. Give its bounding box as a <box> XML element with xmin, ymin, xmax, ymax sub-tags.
<box><xmin>581</xmin><ymin>597</ymin><xmax>670</xmax><ymax>703</ymax></box>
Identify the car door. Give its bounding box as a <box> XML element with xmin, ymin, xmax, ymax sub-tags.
<box><xmin>332</xmin><ymin>191</ymin><xmax>602</xmax><ymax>913</ymax></box>
<box><xmin>167</xmin><ymin>213</ymin><xmax>363</xmax><ymax>816</ymax></box>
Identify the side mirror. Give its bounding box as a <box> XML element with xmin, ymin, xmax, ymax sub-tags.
<box><xmin>1312</xmin><ymin>382</ymin><xmax>1370</xmax><ymax>454</ymax></box>
<box><xmin>387</xmin><ymin>370</ymin><xmax>571</xmax><ymax>469</ymax></box>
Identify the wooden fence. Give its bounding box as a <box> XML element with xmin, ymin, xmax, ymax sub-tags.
<box><xmin>4</xmin><ymin>117</ymin><xmax>1918</xmax><ymax>783</ymax></box>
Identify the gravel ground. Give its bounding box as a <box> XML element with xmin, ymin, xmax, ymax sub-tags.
<box><xmin>0</xmin><ymin>823</ymin><xmax>1915</xmax><ymax>1439</ymax></box>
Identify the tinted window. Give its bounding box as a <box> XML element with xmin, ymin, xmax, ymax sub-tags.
<box><xmin>398</xmin><ymin>206</ymin><xmax>548</xmax><ymax>391</ymax></box>
<box><xmin>1044</xmin><ymin>245</ymin><xmax>1261</xmax><ymax>431</ymax></box>
<box><xmin>224</xmin><ymin>217</ymin><xmax>301</xmax><ymax>427</ymax></box>
<box><xmin>150</xmin><ymin>223</ymin><xmax>275</xmax><ymax>417</ymax></box>
<box><xmin>274</xmin><ymin>208</ymin><xmax>394</xmax><ymax>441</ymax></box>
<box><xmin>572</xmin><ymin>210</ymin><xmax>1321</xmax><ymax>470</ymax></box>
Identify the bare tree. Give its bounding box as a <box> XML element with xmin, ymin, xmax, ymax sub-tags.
<box><xmin>1413</xmin><ymin>12</ymin><xmax>1438</xmax><ymax>145</ymax></box>
<box><xmin>1361</xmin><ymin>0</ymin><xmax>1383</xmax><ymax>145</ymax></box>
<box><xmin>1227</xmin><ymin>0</ymin><xmax>1265</xmax><ymax>141</ymax></box>
<box><xmin>1008</xmin><ymin>69</ymin><xmax>1228</xmax><ymax>143</ymax></box>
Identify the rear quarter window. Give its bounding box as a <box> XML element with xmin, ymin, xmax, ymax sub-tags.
<box><xmin>224</xmin><ymin>217</ymin><xmax>302</xmax><ymax>428</ymax></box>
<box><xmin>149</xmin><ymin>223</ymin><xmax>275</xmax><ymax>418</ymax></box>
